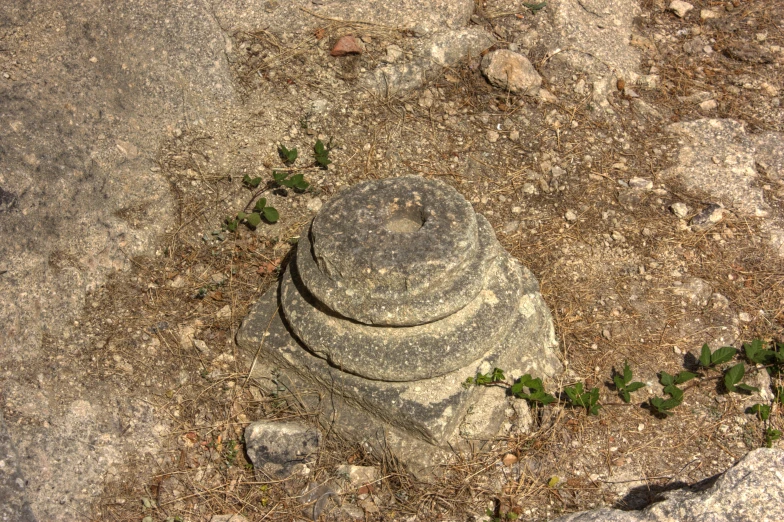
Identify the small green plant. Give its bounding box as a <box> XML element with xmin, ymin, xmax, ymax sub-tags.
<box><xmin>765</xmin><ymin>428</ymin><xmax>782</xmax><ymax>447</ymax></box>
<box><xmin>649</xmin><ymin>370</ymin><xmax>695</xmax><ymax>417</ymax></box>
<box><xmin>523</xmin><ymin>1</ymin><xmax>547</xmax><ymax>13</ymax></box>
<box><xmin>510</xmin><ymin>374</ymin><xmax>557</xmax><ymax>406</ymax></box>
<box><xmin>564</xmin><ymin>382</ymin><xmax>601</xmax><ymax>415</ymax></box>
<box><xmin>744</xmin><ymin>339</ymin><xmax>784</xmax><ymax>373</ymax></box>
<box><xmin>464</xmin><ymin>367</ymin><xmax>506</xmax><ymax>387</ymax></box>
<box><xmin>649</xmin><ymin>385</ymin><xmax>683</xmax><ymax>417</ymax></box>
<box><xmin>699</xmin><ymin>344</ymin><xmax>738</xmax><ymax>368</ymax></box>
<box><xmin>273</xmin><ymin>171</ymin><xmax>310</xmax><ymax>191</ymax></box>
<box><xmin>750</xmin><ymin>403</ymin><xmax>782</xmax><ymax>447</ymax></box>
<box><xmin>659</xmin><ymin>370</ymin><xmax>698</xmax><ymax>387</ymax></box>
<box><xmin>223</xmin><ymin>439</ymin><xmax>239</xmax><ymax>466</ymax></box>
<box><xmin>314</xmin><ymin>138</ymin><xmax>332</xmax><ymax>168</ymax></box>
<box><xmin>226</xmin><ymin>197</ymin><xmax>279</xmax><ymax>231</ymax></box>
<box><xmin>750</xmin><ymin>403</ymin><xmax>771</xmax><ymax>421</ymax></box>
<box><xmin>278</xmin><ymin>144</ymin><xmax>298</xmax><ymax>164</ymax></box>
<box><xmin>242</xmin><ymin>173</ymin><xmax>263</xmax><ymax>188</ymax></box>
<box><xmin>485</xmin><ymin>510</ymin><xmax>518</xmax><ymax>521</ymax></box>
<box><xmin>613</xmin><ymin>362</ymin><xmax>647</xmax><ymax>403</ymax></box>
<box><xmin>723</xmin><ymin>362</ymin><xmax>759</xmax><ymax>393</ymax></box>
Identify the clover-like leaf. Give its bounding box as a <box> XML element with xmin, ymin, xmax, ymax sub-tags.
<box><xmin>245</xmin><ymin>212</ymin><xmax>262</xmax><ymax>228</ymax></box>
<box><xmin>262</xmin><ymin>206</ymin><xmax>279</xmax><ymax>223</ymax></box>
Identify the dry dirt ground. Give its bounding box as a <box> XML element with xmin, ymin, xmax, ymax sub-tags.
<box><xmin>3</xmin><ymin>0</ymin><xmax>784</xmax><ymax>520</ymax></box>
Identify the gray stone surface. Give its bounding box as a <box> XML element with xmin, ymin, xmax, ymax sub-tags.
<box><xmin>481</xmin><ymin>50</ymin><xmax>543</xmax><ymax>95</ymax></box>
<box><xmin>244</xmin><ymin>420</ymin><xmax>321</xmax><ymax>479</ymax></box>
<box><xmin>213</xmin><ymin>0</ymin><xmax>475</xmax><ymax>40</ymax></box>
<box><xmin>284</xmin><ymin>241</ymin><xmax>525</xmax><ymax>380</ymax></box>
<box><xmin>237</xmin><ymin>176</ymin><xmax>562</xmax><ymax>474</ymax></box>
<box><xmin>548</xmin><ymin>0</ymin><xmax>642</xmax><ymax>76</ymax></box>
<box><xmin>665</xmin><ymin>119</ymin><xmax>766</xmax><ymax>217</ymax></box>
<box><xmin>553</xmin><ymin>448</ymin><xmax>784</xmax><ymax>522</ymax></box>
<box><xmin>546</xmin><ymin>0</ymin><xmax>646</xmax><ymax>111</ymax></box>
<box><xmin>361</xmin><ymin>28</ymin><xmax>494</xmax><ymax>95</ymax></box>
<box><xmin>240</xmin><ymin>269</ymin><xmax>559</xmax><ymax>446</ymax></box>
<box><xmin>663</xmin><ymin>119</ymin><xmax>784</xmax><ymax>255</ymax></box>
<box><xmin>299</xmin><ymin>176</ymin><xmax>486</xmax><ymax>326</ymax></box>
<box><xmin>0</xmin><ymin>1</ymin><xmax>236</xmax><ymax>518</ymax></box>
<box><xmin>689</xmin><ymin>203</ymin><xmax>725</xmax><ymax>231</ymax></box>
<box><xmin>752</xmin><ymin>132</ymin><xmax>784</xmax><ymax>181</ymax></box>
<box><xmin>0</xmin><ymin>412</ymin><xmax>36</xmax><ymax>522</ymax></box>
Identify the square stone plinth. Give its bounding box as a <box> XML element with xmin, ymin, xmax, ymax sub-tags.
<box><xmin>236</xmin><ymin>272</ymin><xmax>561</xmax><ymax>474</ymax></box>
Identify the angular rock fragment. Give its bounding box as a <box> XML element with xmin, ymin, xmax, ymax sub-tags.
<box><xmin>481</xmin><ymin>50</ymin><xmax>542</xmax><ymax>95</ymax></box>
<box><xmin>690</xmin><ymin>203</ymin><xmax>724</xmax><ymax>231</ymax></box>
<box><xmin>331</xmin><ymin>35</ymin><xmax>362</xmax><ymax>57</ymax></box>
<box><xmin>668</xmin><ymin>0</ymin><xmax>693</xmax><ymax>18</ymax></box>
<box><xmin>244</xmin><ymin>420</ymin><xmax>321</xmax><ymax>478</ymax></box>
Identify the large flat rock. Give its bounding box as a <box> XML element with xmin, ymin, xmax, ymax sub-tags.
<box><xmin>0</xmin><ymin>0</ymin><xmax>235</xmax><ymax>518</ymax></box>
<box><xmin>554</xmin><ymin>448</ymin><xmax>784</xmax><ymax>522</ymax></box>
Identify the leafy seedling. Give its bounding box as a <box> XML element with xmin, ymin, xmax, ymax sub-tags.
<box><xmin>228</xmin><ymin>198</ymin><xmax>279</xmax><ymax>230</ymax></box>
<box><xmin>242</xmin><ymin>174</ymin><xmax>263</xmax><ymax>188</ymax></box>
<box><xmin>659</xmin><ymin>370</ymin><xmax>697</xmax><ymax>387</ymax></box>
<box><xmin>743</xmin><ymin>339</ymin><xmax>784</xmax><ymax>374</ymax></box>
<box><xmin>765</xmin><ymin>428</ymin><xmax>782</xmax><ymax>448</ymax></box>
<box><xmin>649</xmin><ymin>386</ymin><xmax>683</xmax><ymax>417</ymax></box>
<box><xmin>564</xmin><ymin>382</ymin><xmax>601</xmax><ymax>415</ymax></box>
<box><xmin>723</xmin><ymin>362</ymin><xmax>759</xmax><ymax>393</ymax></box>
<box><xmin>750</xmin><ymin>403</ymin><xmax>771</xmax><ymax>421</ymax></box>
<box><xmin>699</xmin><ymin>344</ymin><xmax>738</xmax><ymax>368</ymax></box>
<box><xmin>314</xmin><ymin>139</ymin><xmax>331</xmax><ymax>168</ymax></box>
<box><xmin>510</xmin><ymin>374</ymin><xmax>557</xmax><ymax>406</ymax></box>
<box><xmin>523</xmin><ymin>1</ymin><xmax>547</xmax><ymax>13</ymax></box>
<box><xmin>649</xmin><ymin>373</ymin><xmax>688</xmax><ymax>417</ymax></box>
<box><xmin>464</xmin><ymin>367</ymin><xmax>505</xmax><ymax>387</ymax></box>
<box><xmin>278</xmin><ymin>144</ymin><xmax>298</xmax><ymax>164</ymax></box>
<box><xmin>223</xmin><ymin>440</ymin><xmax>239</xmax><ymax>466</ymax></box>
<box><xmin>273</xmin><ymin>171</ymin><xmax>310</xmax><ymax>191</ymax></box>
<box><xmin>613</xmin><ymin>362</ymin><xmax>647</xmax><ymax>403</ymax></box>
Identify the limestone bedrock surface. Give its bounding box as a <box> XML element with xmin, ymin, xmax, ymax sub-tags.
<box><xmin>237</xmin><ymin>176</ymin><xmax>562</xmax><ymax>472</ymax></box>
<box><xmin>554</xmin><ymin>448</ymin><xmax>784</xmax><ymax>522</ymax></box>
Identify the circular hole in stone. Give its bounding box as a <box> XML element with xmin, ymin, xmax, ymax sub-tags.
<box><xmin>385</xmin><ymin>207</ymin><xmax>426</xmax><ymax>233</ymax></box>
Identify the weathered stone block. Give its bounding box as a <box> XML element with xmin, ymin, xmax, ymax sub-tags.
<box><xmin>244</xmin><ymin>420</ymin><xmax>321</xmax><ymax>479</ymax></box>
<box><xmin>237</xmin><ymin>176</ymin><xmax>561</xmax><ymax>474</ymax></box>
